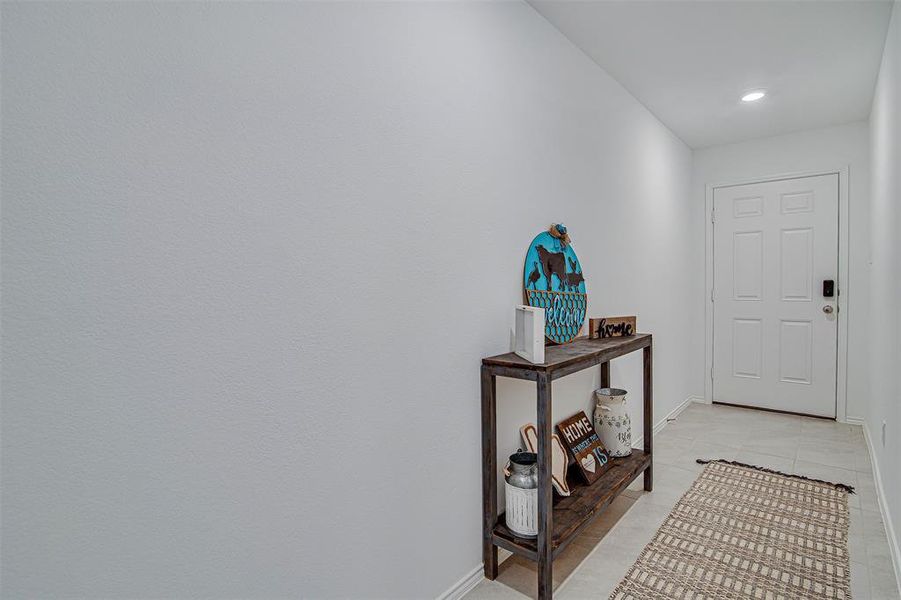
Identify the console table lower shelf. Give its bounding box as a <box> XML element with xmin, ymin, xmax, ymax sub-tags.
<box><xmin>492</xmin><ymin>450</ymin><xmax>651</xmax><ymax>561</ymax></box>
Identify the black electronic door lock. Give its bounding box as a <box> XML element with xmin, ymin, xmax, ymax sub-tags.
<box><xmin>823</xmin><ymin>280</ymin><xmax>835</xmax><ymax>298</ymax></box>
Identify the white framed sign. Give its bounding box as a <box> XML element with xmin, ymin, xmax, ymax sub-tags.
<box><xmin>514</xmin><ymin>305</ymin><xmax>545</xmax><ymax>364</ymax></box>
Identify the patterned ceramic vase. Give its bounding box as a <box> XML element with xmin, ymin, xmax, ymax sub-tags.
<box><xmin>594</xmin><ymin>388</ymin><xmax>631</xmax><ymax>457</ymax></box>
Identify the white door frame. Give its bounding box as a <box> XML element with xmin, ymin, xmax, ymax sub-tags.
<box><xmin>704</xmin><ymin>166</ymin><xmax>851</xmax><ymax>422</ymax></box>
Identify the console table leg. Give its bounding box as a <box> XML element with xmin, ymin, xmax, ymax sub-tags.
<box><xmin>536</xmin><ymin>372</ymin><xmax>553</xmax><ymax>599</ymax></box>
<box><xmin>643</xmin><ymin>344</ymin><xmax>653</xmax><ymax>492</ymax></box>
<box><xmin>600</xmin><ymin>361</ymin><xmax>609</xmax><ymax>388</ymax></box>
<box><xmin>481</xmin><ymin>367</ymin><xmax>498</xmax><ymax>579</ymax></box>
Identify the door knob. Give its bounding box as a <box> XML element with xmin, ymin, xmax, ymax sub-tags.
<box><xmin>823</xmin><ymin>305</ymin><xmax>834</xmax><ymax>314</ymax></box>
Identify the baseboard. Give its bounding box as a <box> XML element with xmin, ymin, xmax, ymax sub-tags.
<box><xmin>844</xmin><ymin>415</ymin><xmax>865</xmax><ymax>426</ymax></box>
<box><xmin>862</xmin><ymin>421</ymin><xmax>901</xmax><ymax>596</ymax></box>
<box><xmin>436</xmin><ymin>564</ymin><xmax>483</xmax><ymax>600</ymax></box>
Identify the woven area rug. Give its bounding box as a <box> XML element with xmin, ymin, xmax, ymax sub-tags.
<box><xmin>610</xmin><ymin>460</ymin><xmax>854</xmax><ymax>600</ymax></box>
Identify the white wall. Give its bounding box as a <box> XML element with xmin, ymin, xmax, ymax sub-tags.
<box><xmin>691</xmin><ymin>122</ymin><xmax>871</xmax><ymax>420</ymax></box>
<box><xmin>867</xmin><ymin>0</ymin><xmax>901</xmax><ymax>586</ymax></box>
<box><xmin>0</xmin><ymin>2</ymin><xmax>694</xmax><ymax>597</ymax></box>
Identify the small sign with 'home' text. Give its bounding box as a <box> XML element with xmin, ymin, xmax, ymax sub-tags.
<box><xmin>557</xmin><ymin>411</ymin><xmax>610</xmax><ymax>484</ymax></box>
<box><xmin>589</xmin><ymin>316</ymin><xmax>636</xmax><ymax>339</ymax></box>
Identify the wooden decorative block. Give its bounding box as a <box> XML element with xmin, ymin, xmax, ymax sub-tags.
<box><xmin>520</xmin><ymin>424</ymin><xmax>571</xmax><ymax>496</ymax></box>
<box><xmin>589</xmin><ymin>316</ymin><xmax>636</xmax><ymax>339</ymax></box>
<box><xmin>556</xmin><ymin>411</ymin><xmax>610</xmax><ymax>484</ymax></box>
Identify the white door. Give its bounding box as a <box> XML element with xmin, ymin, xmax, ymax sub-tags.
<box><xmin>713</xmin><ymin>174</ymin><xmax>838</xmax><ymax>418</ymax></box>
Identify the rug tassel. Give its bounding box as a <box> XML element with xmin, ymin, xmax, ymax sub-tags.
<box><xmin>696</xmin><ymin>459</ymin><xmax>856</xmax><ymax>494</ymax></box>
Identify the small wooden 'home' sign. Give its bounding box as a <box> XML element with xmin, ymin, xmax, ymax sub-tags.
<box><xmin>589</xmin><ymin>316</ymin><xmax>636</xmax><ymax>339</ymax></box>
<box><xmin>556</xmin><ymin>412</ymin><xmax>610</xmax><ymax>484</ymax></box>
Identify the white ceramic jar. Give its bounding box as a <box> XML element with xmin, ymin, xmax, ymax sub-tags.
<box><xmin>594</xmin><ymin>388</ymin><xmax>631</xmax><ymax>457</ymax></box>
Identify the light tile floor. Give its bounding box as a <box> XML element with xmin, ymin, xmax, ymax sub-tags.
<box><xmin>467</xmin><ymin>402</ymin><xmax>900</xmax><ymax>599</ymax></box>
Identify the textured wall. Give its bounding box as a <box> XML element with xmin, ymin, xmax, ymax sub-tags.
<box><xmin>867</xmin><ymin>0</ymin><xmax>901</xmax><ymax>582</ymax></box>
<box><xmin>1</xmin><ymin>2</ymin><xmax>694</xmax><ymax>597</ymax></box>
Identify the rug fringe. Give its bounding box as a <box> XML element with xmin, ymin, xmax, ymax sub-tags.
<box><xmin>696</xmin><ymin>459</ymin><xmax>856</xmax><ymax>494</ymax></box>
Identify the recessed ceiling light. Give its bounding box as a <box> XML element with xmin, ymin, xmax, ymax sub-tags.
<box><xmin>741</xmin><ymin>91</ymin><xmax>766</xmax><ymax>102</ymax></box>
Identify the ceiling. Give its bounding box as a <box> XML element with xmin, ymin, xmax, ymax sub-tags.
<box><xmin>529</xmin><ymin>0</ymin><xmax>893</xmax><ymax>149</ymax></box>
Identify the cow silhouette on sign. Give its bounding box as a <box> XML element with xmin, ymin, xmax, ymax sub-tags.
<box><xmin>536</xmin><ymin>244</ymin><xmax>567</xmax><ymax>291</ymax></box>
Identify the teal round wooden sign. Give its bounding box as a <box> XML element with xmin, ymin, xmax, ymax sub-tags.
<box><xmin>523</xmin><ymin>225</ymin><xmax>587</xmax><ymax>344</ymax></box>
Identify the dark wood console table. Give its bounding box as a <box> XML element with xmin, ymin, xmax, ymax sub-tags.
<box><xmin>480</xmin><ymin>333</ymin><xmax>653</xmax><ymax>599</ymax></box>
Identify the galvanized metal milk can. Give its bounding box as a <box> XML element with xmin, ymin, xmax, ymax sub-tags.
<box><xmin>504</xmin><ymin>451</ymin><xmax>538</xmax><ymax>538</ymax></box>
<box><xmin>594</xmin><ymin>388</ymin><xmax>632</xmax><ymax>457</ymax></box>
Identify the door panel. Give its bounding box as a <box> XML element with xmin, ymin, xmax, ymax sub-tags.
<box><xmin>780</xmin><ymin>228</ymin><xmax>813</xmax><ymax>300</ymax></box>
<box><xmin>733</xmin><ymin>231</ymin><xmax>762</xmax><ymax>300</ymax></box>
<box><xmin>732</xmin><ymin>318</ymin><xmax>762</xmax><ymax>378</ymax></box>
<box><xmin>713</xmin><ymin>174</ymin><xmax>838</xmax><ymax>418</ymax></box>
<box><xmin>779</xmin><ymin>319</ymin><xmax>813</xmax><ymax>384</ymax></box>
